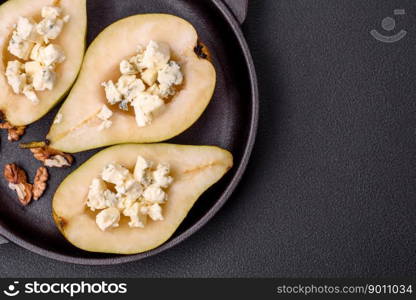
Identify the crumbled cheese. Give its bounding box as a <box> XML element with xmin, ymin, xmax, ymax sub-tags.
<box><xmin>117</xmin><ymin>196</ymin><xmax>135</xmax><ymax>211</ymax></box>
<box><xmin>36</xmin><ymin>17</ymin><xmax>64</xmax><ymax>42</ymax></box>
<box><xmin>32</xmin><ymin>66</ymin><xmax>56</xmax><ymax>91</ymax></box>
<box><xmin>146</xmin><ymin>83</ymin><xmax>161</xmax><ymax>96</ymax></box>
<box><xmin>96</xmin><ymin>207</ymin><xmax>120</xmax><ymax>231</ymax></box>
<box><xmin>87</xmin><ymin>156</ymin><xmax>173</xmax><ymax>230</ymax></box>
<box><xmin>24</xmin><ymin>61</ymin><xmax>42</xmax><ymax>77</ymax></box>
<box><xmin>141</xmin><ymin>68</ymin><xmax>157</xmax><ymax>86</ymax></box>
<box><xmin>152</xmin><ymin>163</ymin><xmax>173</xmax><ymax>188</ymax></box>
<box><xmin>53</xmin><ymin>113</ymin><xmax>63</xmax><ymax>124</ymax></box>
<box><xmin>87</xmin><ymin>178</ymin><xmax>110</xmax><ymax>211</ymax></box>
<box><xmin>16</xmin><ymin>17</ymin><xmax>38</xmax><ymax>41</ymax></box>
<box><xmin>103</xmin><ymin>190</ymin><xmax>118</xmax><ymax>206</ymax></box>
<box><xmin>129</xmin><ymin>54</ymin><xmax>145</xmax><ymax>72</ymax></box>
<box><xmin>118</xmin><ymin>99</ymin><xmax>129</xmax><ymax>111</ymax></box>
<box><xmin>4</xmin><ymin>5</ymin><xmax>69</xmax><ymax>103</ymax></box>
<box><xmin>116</xmin><ymin>75</ymin><xmax>145</xmax><ymax>100</ymax></box>
<box><xmin>158</xmin><ymin>61</ymin><xmax>183</xmax><ymax>89</ymax></box>
<box><xmin>158</xmin><ymin>84</ymin><xmax>175</xmax><ymax>99</ymax></box>
<box><xmin>132</xmin><ymin>93</ymin><xmax>164</xmax><ymax>114</ymax></box>
<box><xmin>123</xmin><ymin>202</ymin><xmax>145</xmax><ymax>228</ymax></box>
<box><xmin>143</xmin><ymin>184</ymin><xmax>166</xmax><ymax>204</ymax></box>
<box><xmin>23</xmin><ymin>85</ymin><xmax>39</xmax><ymax>104</ymax></box>
<box><xmin>132</xmin><ymin>93</ymin><xmax>164</xmax><ymax>127</ymax></box>
<box><xmin>30</xmin><ymin>43</ymin><xmax>42</xmax><ymax>61</ymax></box>
<box><xmin>133</xmin><ymin>92</ymin><xmax>164</xmax><ymax>115</ymax></box>
<box><xmin>7</xmin><ymin>73</ymin><xmax>27</xmax><ymax>94</ymax></box>
<box><xmin>132</xmin><ymin>106</ymin><xmax>150</xmax><ymax>128</ymax></box>
<box><xmin>102</xmin><ymin>81</ymin><xmax>122</xmax><ymax>105</ymax></box>
<box><xmin>101</xmin><ymin>162</ymin><xmax>130</xmax><ymax>186</ymax></box>
<box><xmin>8</xmin><ymin>31</ymin><xmax>34</xmax><ymax>60</ymax></box>
<box><xmin>115</xmin><ymin>176</ymin><xmax>143</xmax><ymax>201</ymax></box>
<box><xmin>142</xmin><ymin>40</ymin><xmax>170</xmax><ymax>69</ymax></box>
<box><xmin>120</xmin><ymin>60</ymin><xmax>137</xmax><ymax>75</ymax></box>
<box><xmin>97</xmin><ymin>105</ymin><xmax>113</xmax><ymax>131</ymax></box>
<box><xmin>101</xmin><ymin>40</ymin><xmax>183</xmax><ymax>128</ymax></box>
<box><xmin>148</xmin><ymin>203</ymin><xmax>164</xmax><ymax>221</ymax></box>
<box><xmin>133</xmin><ymin>155</ymin><xmax>152</xmax><ymax>183</ymax></box>
<box><xmin>5</xmin><ymin>61</ymin><xmax>26</xmax><ymax>94</ymax></box>
<box><xmin>38</xmin><ymin>44</ymin><xmax>66</xmax><ymax>66</ymax></box>
<box><xmin>6</xmin><ymin>60</ymin><xmax>22</xmax><ymax>75</ymax></box>
<box><xmin>41</xmin><ymin>6</ymin><xmax>62</xmax><ymax>19</ymax></box>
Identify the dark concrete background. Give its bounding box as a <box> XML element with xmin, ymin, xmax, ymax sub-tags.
<box><xmin>1</xmin><ymin>0</ymin><xmax>416</xmax><ymax>277</ymax></box>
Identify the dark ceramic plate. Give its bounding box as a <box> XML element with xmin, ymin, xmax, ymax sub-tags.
<box><xmin>0</xmin><ymin>0</ymin><xmax>258</xmax><ymax>265</ymax></box>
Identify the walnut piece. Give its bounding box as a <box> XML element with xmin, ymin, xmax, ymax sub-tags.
<box><xmin>0</xmin><ymin>122</ymin><xmax>26</xmax><ymax>141</ymax></box>
<box><xmin>33</xmin><ymin>167</ymin><xmax>48</xmax><ymax>200</ymax></box>
<box><xmin>4</xmin><ymin>163</ymin><xmax>33</xmax><ymax>205</ymax></box>
<box><xmin>4</xmin><ymin>163</ymin><xmax>27</xmax><ymax>183</ymax></box>
<box><xmin>44</xmin><ymin>156</ymin><xmax>71</xmax><ymax>168</ymax></box>
<box><xmin>30</xmin><ymin>147</ymin><xmax>73</xmax><ymax>168</ymax></box>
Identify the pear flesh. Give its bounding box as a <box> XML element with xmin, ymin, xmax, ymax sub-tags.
<box><xmin>47</xmin><ymin>14</ymin><xmax>216</xmax><ymax>153</ymax></box>
<box><xmin>0</xmin><ymin>0</ymin><xmax>87</xmax><ymax>126</ymax></box>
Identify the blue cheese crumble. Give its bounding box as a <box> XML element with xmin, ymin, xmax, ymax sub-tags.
<box><xmin>87</xmin><ymin>156</ymin><xmax>173</xmax><ymax>231</ymax></box>
<box><xmin>101</xmin><ymin>40</ymin><xmax>183</xmax><ymax>129</ymax></box>
<box><xmin>5</xmin><ymin>3</ymin><xmax>69</xmax><ymax>104</ymax></box>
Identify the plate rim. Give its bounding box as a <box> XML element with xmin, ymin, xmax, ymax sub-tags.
<box><xmin>0</xmin><ymin>0</ymin><xmax>259</xmax><ymax>265</ymax></box>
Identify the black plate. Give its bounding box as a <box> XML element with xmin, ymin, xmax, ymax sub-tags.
<box><xmin>0</xmin><ymin>0</ymin><xmax>258</xmax><ymax>265</ymax></box>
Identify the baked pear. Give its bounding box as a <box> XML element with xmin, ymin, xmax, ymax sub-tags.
<box><xmin>47</xmin><ymin>14</ymin><xmax>216</xmax><ymax>153</ymax></box>
<box><xmin>52</xmin><ymin>144</ymin><xmax>233</xmax><ymax>254</ymax></box>
<box><xmin>0</xmin><ymin>0</ymin><xmax>87</xmax><ymax>126</ymax></box>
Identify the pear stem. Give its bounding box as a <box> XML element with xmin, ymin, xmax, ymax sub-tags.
<box><xmin>19</xmin><ymin>141</ymin><xmax>49</xmax><ymax>149</ymax></box>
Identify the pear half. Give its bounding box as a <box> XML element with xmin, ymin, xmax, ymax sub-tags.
<box><xmin>0</xmin><ymin>0</ymin><xmax>87</xmax><ymax>126</ymax></box>
<box><xmin>53</xmin><ymin>144</ymin><xmax>233</xmax><ymax>254</ymax></box>
<box><xmin>47</xmin><ymin>14</ymin><xmax>216</xmax><ymax>153</ymax></box>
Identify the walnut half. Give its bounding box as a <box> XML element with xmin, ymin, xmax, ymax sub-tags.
<box><xmin>33</xmin><ymin>167</ymin><xmax>48</xmax><ymax>200</ymax></box>
<box><xmin>4</xmin><ymin>164</ymin><xmax>33</xmax><ymax>205</ymax></box>
<box><xmin>0</xmin><ymin>122</ymin><xmax>26</xmax><ymax>142</ymax></box>
<box><xmin>30</xmin><ymin>147</ymin><xmax>74</xmax><ymax>168</ymax></box>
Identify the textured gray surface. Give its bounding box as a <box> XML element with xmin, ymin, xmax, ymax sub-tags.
<box><xmin>2</xmin><ymin>0</ymin><xmax>416</xmax><ymax>277</ymax></box>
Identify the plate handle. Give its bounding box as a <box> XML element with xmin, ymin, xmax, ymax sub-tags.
<box><xmin>0</xmin><ymin>235</ymin><xmax>8</xmax><ymax>245</ymax></box>
<box><xmin>222</xmin><ymin>0</ymin><xmax>248</xmax><ymax>24</ymax></box>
